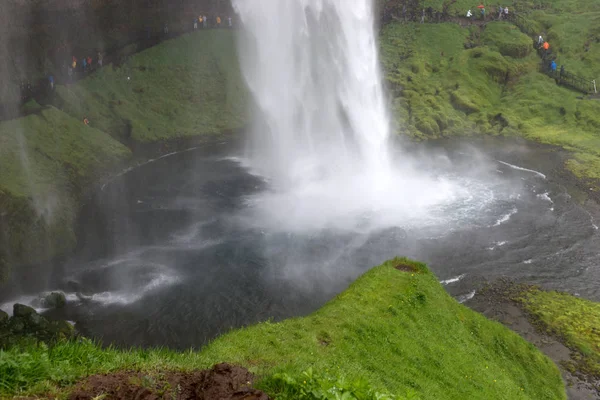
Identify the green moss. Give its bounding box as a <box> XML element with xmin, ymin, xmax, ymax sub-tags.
<box><xmin>482</xmin><ymin>22</ymin><xmax>533</xmax><ymax>59</ymax></box>
<box><xmin>380</xmin><ymin>18</ymin><xmax>600</xmax><ymax>180</ymax></box>
<box><xmin>516</xmin><ymin>287</ymin><xmax>600</xmax><ymax>379</ymax></box>
<box><xmin>0</xmin><ymin>259</ymin><xmax>565</xmax><ymax>399</ymax></box>
<box><xmin>55</xmin><ymin>30</ymin><xmax>248</xmax><ymax>143</ymax></box>
<box><xmin>0</xmin><ymin>107</ymin><xmax>131</xmax><ymax>276</ymax></box>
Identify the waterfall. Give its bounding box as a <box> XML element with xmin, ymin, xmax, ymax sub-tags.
<box><xmin>233</xmin><ymin>0</ymin><xmax>391</xmax><ymax>188</ymax></box>
<box><xmin>232</xmin><ymin>0</ymin><xmax>472</xmax><ymax>234</ymax></box>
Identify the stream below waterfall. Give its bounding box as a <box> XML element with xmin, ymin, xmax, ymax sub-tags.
<box><xmin>2</xmin><ymin>136</ymin><xmax>599</xmax><ymax>350</ymax></box>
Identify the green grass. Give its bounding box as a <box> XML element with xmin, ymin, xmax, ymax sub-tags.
<box><xmin>516</xmin><ymin>287</ymin><xmax>600</xmax><ymax>378</ymax></box>
<box><xmin>0</xmin><ymin>30</ymin><xmax>245</xmax><ymax>280</ymax></box>
<box><xmin>0</xmin><ymin>107</ymin><xmax>130</xmax><ymax>273</ymax></box>
<box><xmin>54</xmin><ymin>30</ymin><xmax>248</xmax><ymax>143</ymax></box>
<box><xmin>0</xmin><ymin>259</ymin><xmax>565</xmax><ymax>399</ymax></box>
<box><xmin>379</xmin><ymin>19</ymin><xmax>600</xmax><ymax>181</ymax></box>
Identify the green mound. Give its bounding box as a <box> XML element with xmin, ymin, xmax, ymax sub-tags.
<box><xmin>516</xmin><ymin>287</ymin><xmax>600</xmax><ymax>380</ymax></box>
<box><xmin>482</xmin><ymin>22</ymin><xmax>533</xmax><ymax>58</ymax></box>
<box><xmin>0</xmin><ymin>259</ymin><xmax>565</xmax><ymax>399</ymax></box>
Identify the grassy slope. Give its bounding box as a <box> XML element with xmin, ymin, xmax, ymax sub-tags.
<box><xmin>0</xmin><ymin>30</ymin><xmax>244</xmax><ymax>279</ymax></box>
<box><xmin>0</xmin><ymin>259</ymin><xmax>565</xmax><ymax>399</ymax></box>
<box><xmin>379</xmin><ymin>13</ymin><xmax>600</xmax><ymax>180</ymax></box>
<box><xmin>54</xmin><ymin>30</ymin><xmax>248</xmax><ymax>143</ymax></box>
<box><xmin>516</xmin><ymin>287</ymin><xmax>600</xmax><ymax>379</ymax></box>
<box><xmin>0</xmin><ymin>107</ymin><xmax>130</xmax><ymax>275</ymax></box>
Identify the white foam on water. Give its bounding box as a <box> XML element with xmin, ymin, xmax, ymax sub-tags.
<box><xmin>523</xmin><ymin>259</ymin><xmax>533</xmax><ymax>264</ymax></box>
<box><xmin>69</xmin><ymin>272</ymin><xmax>180</xmax><ymax>307</ymax></box>
<box><xmin>487</xmin><ymin>241</ymin><xmax>508</xmax><ymax>250</ymax></box>
<box><xmin>493</xmin><ymin>207</ymin><xmax>518</xmax><ymax>227</ymax></box>
<box><xmin>101</xmin><ymin>147</ymin><xmax>200</xmax><ymax>190</ymax></box>
<box><xmin>440</xmin><ymin>274</ymin><xmax>466</xmax><ymax>285</ymax></box>
<box><xmin>0</xmin><ymin>296</ymin><xmax>48</xmax><ymax>316</ymax></box>
<box><xmin>537</xmin><ymin>192</ymin><xmax>553</xmax><ymax>203</ymax></box>
<box><xmin>458</xmin><ymin>290</ymin><xmax>476</xmax><ymax>303</ymax></box>
<box><xmin>496</xmin><ymin>160</ymin><xmax>546</xmax><ymax>179</ymax></box>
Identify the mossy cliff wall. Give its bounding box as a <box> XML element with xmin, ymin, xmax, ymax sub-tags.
<box><xmin>0</xmin><ymin>30</ymin><xmax>247</xmax><ymax>281</ymax></box>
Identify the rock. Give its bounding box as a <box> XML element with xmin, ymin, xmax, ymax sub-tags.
<box><xmin>13</xmin><ymin>303</ymin><xmax>36</xmax><ymax>318</ymax></box>
<box><xmin>42</xmin><ymin>292</ymin><xmax>67</xmax><ymax>309</ymax></box>
<box><xmin>50</xmin><ymin>320</ymin><xmax>75</xmax><ymax>338</ymax></box>
<box><xmin>0</xmin><ymin>309</ymin><xmax>8</xmax><ymax>324</ymax></box>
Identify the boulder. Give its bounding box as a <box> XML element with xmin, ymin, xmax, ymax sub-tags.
<box><xmin>50</xmin><ymin>320</ymin><xmax>75</xmax><ymax>338</ymax></box>
<box><xmin>42</xmin><ymin>292</ymin><xmax>67</xmax><ymax>309</ymax></box>
<box><xmin>13</xmin><ymin>303</ymin><xmax>36</xmax><ymax>318</ymax></box>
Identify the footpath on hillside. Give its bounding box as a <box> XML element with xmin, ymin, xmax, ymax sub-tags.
<box><xmin>384</xmin><ymin>6</ymin><xmax>597</xmax><ymax>96</ymax></box>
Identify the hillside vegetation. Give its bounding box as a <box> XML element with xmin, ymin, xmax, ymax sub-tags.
<box><xmin>379</xmin><ymin>0</ymin><xmax>600</xmax><ymax>181</ymax></box>
<box><xmin>0</xmin><ymin>259</ymin><xmax>566</xmax><ymax>399</ymax></box>
<box><xmin>516</xmin><ymin>286</ymin><xmax>600</xmax><ymax>381</ymax></box>
<box><xmin>0</xmin><ymin>29</ymin><xmax>245</xmax><ymax>280</ymax></box>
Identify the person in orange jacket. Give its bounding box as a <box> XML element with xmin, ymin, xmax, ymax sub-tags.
<box><xmin>543</xmin><ymin>41</ymin><xmax>550</xmax><ymax>51</ymax></box>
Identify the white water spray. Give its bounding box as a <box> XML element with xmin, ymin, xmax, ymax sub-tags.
<box><xmin>233</xmin><ymin>0</ymin><xmax>391</xmax><ymax>187</ymax></box>
<box><xmin>233</xmin><ymin>0</ymin><xmax>515</xmax><ymax>234</ymax></box>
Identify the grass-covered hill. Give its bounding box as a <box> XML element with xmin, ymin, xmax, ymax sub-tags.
<box><xmin>379</xmin><ymin>0</ymin><xmax>600</xmax><ymax>181</ymax></box>
<box><xmin>0</xmin><ymin>259</ymin><xmax>566</xmax><ymax>399</ymax></box>
<box><xmin>0</xmin><ymin>29</ymin><xmax>246</xmax><ymax>281</ymax></box>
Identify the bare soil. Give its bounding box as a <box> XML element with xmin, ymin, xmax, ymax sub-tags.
<box><xmin>68</xmin><ymin>363</ymin><xmax>269</xmax><ymax>400</ymax></box>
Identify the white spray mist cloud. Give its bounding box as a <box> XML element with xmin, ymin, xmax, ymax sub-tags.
<box><xmin>231</xmin><ymin>0</ymin><xmax>507</xmax><ymax>237</ymax></box>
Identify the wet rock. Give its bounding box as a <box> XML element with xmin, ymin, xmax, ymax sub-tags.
<box><xmin>42</xmin><ymin>292</ymin><xmax>67</xmax><ymax>309</ymax></box>
<box><xmin>1</xmin><ymin>303</ymin><xmax>76</xmax><ymax>348</ymax></box>
<box><xmin>13</xmin><ymin>303</ymin><xmax>36</xmax><ymax>318</ymax></box>
<box><xmin>51</xmin><ymin>320</ymin><xmax>75</xmax><ymax>338</ymax></box>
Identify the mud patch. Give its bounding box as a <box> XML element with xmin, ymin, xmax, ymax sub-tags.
<box><xmin>69</xmin><ymin>363</ymin><xmax>269</xmax><ymax>400</ymax></box>
<box><xmin>394</xmin><ymin>262</ymin><xmax>419</xmax><ymax>273</ymax></box>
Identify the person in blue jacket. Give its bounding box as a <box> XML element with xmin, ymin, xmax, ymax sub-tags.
<box><xmin>550</xmin><ymin>60</ymin><xmax>557</xmax><ymax>72</ymax></box>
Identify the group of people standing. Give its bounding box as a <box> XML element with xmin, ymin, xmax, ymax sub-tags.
<box><xmin>466</xmin><ymin>4</ymin><xmax>509</xmax><ymax>20</ymax></box>
<box><xmin>193</xmin><ymin>15</ymin><xmax>233</xmax><ymax>30</ymax></box>
<box><xmin>64</xmin><ymin>52</ymin><xmax>103</xmax><ymax>84</ymax></box>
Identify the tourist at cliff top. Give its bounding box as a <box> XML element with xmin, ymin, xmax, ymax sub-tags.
<box><xmin>194</xmin><ymin>19</ymin><xmax>198</xmax><ymax>29</ymax></box>
<box><xmin>87</xmin><ymin>56</ymin><xmax>92</xmax><ymax>68</ymax></box>
<box><xmin>467</xmin><ymin>9</ymin><xmax>472</xmax><ymax>18</ymax></box>
<box><xmin>538</xmin><ymin>35</ymin><xmax>544</xmax><ymax>46</ymax></box>
<box><xmin>228</xmin><ymin>16</ymin><xmax>232</xmax><ymax>27</ymax></box>
<box><xmin>543</xmin><ymin>41</ymin><xmax>550</xmax><ymax>51</ymax></box>
<box><xmin>203</xmin><ymin>15</ymin><xmax>208</xmax><ymax>28</ymax></box>
<box><xmin>217</xmin><ymin>16</ymin><xmax>222</xmax><ymax>26</ymax></box>
<box><xmin>48</xmin><ymin>75</ymin><xmax>54</xmax><ymax>90</ymax></box>
<box><xmin>97</xmin><ymin>52</ymin><xmax>103</xmax><ymax>67</ymax></box>
<box><xmin>550</xmin><ymin>60</ymin><xmax>557</xmax><ymax>72</ymax></box>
